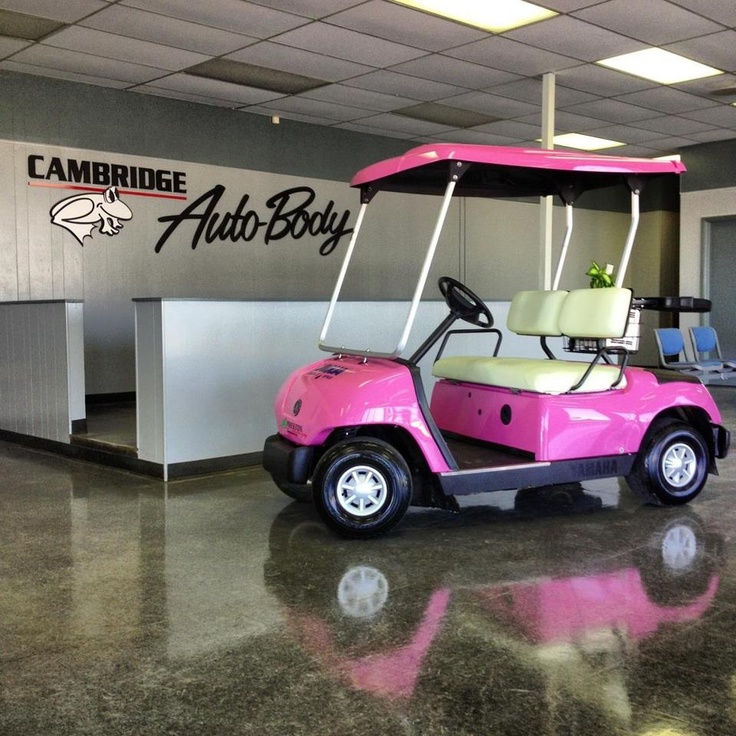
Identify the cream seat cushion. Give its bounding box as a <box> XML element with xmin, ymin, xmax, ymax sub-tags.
<box><xmin>432</xmin><ymin>355</ymin><xmax>625</xmax><ymax>394</ymax></box>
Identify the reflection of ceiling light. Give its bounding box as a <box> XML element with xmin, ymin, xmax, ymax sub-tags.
<box><xmin>540</xmin><ymin>133</ymin><xmax>625</xmax><ymax>151</ymax></box>
<box><xmin>598</xmin><ymin>48</ymin><xmax>723</xmax><ymax>85</ymax></box>
<box><xmin>390</xmin><ymin>0</ymin><xmax>557</xmax><ymax>33</ymax></box>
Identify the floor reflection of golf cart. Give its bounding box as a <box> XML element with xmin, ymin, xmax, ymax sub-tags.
<box><xmin>264</xmin><ymin>499</ymin><xmax>723</xmax><ymax>729</ymax></box>
<box><xmin>263</xmin><ymin>144</ymin><xmax>730</xmax><ymax>538</ymax></box>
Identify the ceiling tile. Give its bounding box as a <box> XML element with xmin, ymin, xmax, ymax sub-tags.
<box><xmin>246</xmin><ymin>0</ymin><xmax>365</xmax><ymax>20</ymax></box>
<box><xmin>431</xmin><ymin>128</ymin><xmax>524</xmax><ymax>145</ymax></box>
<box><xmin>335</xmin><ymin>121</ymin><xmax>416</xmax><ymax>139</ymax></box>
<box><xmin>81</xmin><ymin>5</ymin><xmax>257</xmax><ymax>56</ymax></box>
<box><xmin>134</xmin><ymin>85</ymin><xmax>241</xmax><ymax>107</ymax></box>
<box><xmin>584</xmin><ymin>124</ymin><xmax>662</xmax><ymax>143</ymax></box>
<box><xmin>665</xmin><ymin>31</ymin><xmax>736</xmax><ymax>73</ymax></box>
<box><xmin>572</xmin><ymin>0</ymin><xmax>723</xmax><ymax>45</ymax></box>
<box><xmin>340</xmin><ymin>111</ymin><xmax>456</xmax><ymax>136</ymax></box>
<box><xmin>486</xmin><ymin>78</ymin><xmax>598</xmax><ymax>106</ymax></box>
<box><xmin>343</xmin><ymin>70</ymin><xmax>465</xmax><ymax>101</ymax></box>
<box><xmin>326</xmin><ymin>0</ymin><xmax>487</xmax><ymax>51</ymax></box>
<box><xmin>504</xmin><ymin>16</ymin><xmax>645</xmax><ymax>62</ymax></box>
<box><xmin>273</xmin><ymin>21</ymin><xmax>426</xmax><ymax>67</ymax></box>
<box><xmin>241</xmin><ymin>104</ymin><xmax>341</xmax><ymax>127</ymax></box>
<box><xmin>630</xmin><ymin>115</ymin><xmax>718</xmax><ymax>136</ymax></box>
<box><xmin>674</xmin><ymin>72</ymin><xmax>736</xmax><ymax>98</ymax></box>
<box><xmin>10</xmin><ymin>43</ymin><xmax>165</xmax><ymax>83</ymax></box>
<box><xmin>557</xmin><ymin>63</ymin><xmax>657</xmax><ymax>96</ymax></box>
<box><xmin>642</xmin><ymin>135</ymin><xmax>702</xmax><ymax>150</ymax></box>
<box><xmin>120</xmin><ymin>0</ymin><xmax>310</xmax><ymax>37</ymax></box>
<box><xmin>609</xmin><ymin>143</ymin><xmax>661</xmax><ymax>157</ymax></box>
<box><xmin>226</xmin><ymin>41</ymin><xmax>373</xmax><ymax>81</ymax></box>
<box><xmin>0</xmin><ymin>58</ymin><xmax>131</xmax><ymax>87</ymax></box>
<box><xmin>469</xmin><ymin>119</ymin><xmax>543</xmax><ymax>140</ymax></box>
<box><xmin>680</xmin><ymin>105</ymin><xmax>736</xmax><ymax>127</ymax></box>
<box><xmin>145</xmin><ymin>73</ymin><xmax>286</xmax><ymax>105</ymax></box>
<box><xmin>540</xmin><ymin>0</ymin><xmax>612</xmax><ymax>8</ymax></box>
<box><xmin>0</xmin><ymin>35</ymin><xmax>31</xmax><ymax>56</ymax></box>
<box><xmin>299</xmin><ymin>83</ymin><xmax>417</xmax><ymax>111</ymax></box>
<box><xmin>684</xmin><ymin>128</ymin><xmax>736</xmax><ymax>143</ymax></box>
<box><xmin>446</xmin><ymin>36</ymin><xmax>579</xmax><ymax>76</ymax></box>
<box><xmin>667</xmin><ymin>0</ymin><xmax>736</xmax><ymax>26</ymax></box>
<box><xmin>615</xmin><ymin>87</ymin><xmax>721</xmax><ymax>114</ymax></box>
<box><xmin>259</xmin><ymin>94</ymin><xmax>377</xmax><ymax>122</ymax></box>
<box><xmin>516</xmin><ymin>109</ymin><xmax>618</xmax><ymax>133</ymax></box>
<box><xmin>0</xmin><ymin>0</ymin><xmax>108</xmax><ymax>23</ymax></box>
<box><xmin>560</xmin><ymin>98</ymin><xmax>659</xmax><ymax>123</ymax></box>
<box><xmin>438</xmin><ymin>91</ymin><xmax>539</xmax><ymax>119</ymax></box>
<box><xmin>390</xmin><ymin>55</ymin><xmax>520</xmax><ymax>89</ymax></box>
<box><xmin>43</xmin><ymin>26</ymin><xmax>210</xmax><ymax>70</ymax></box>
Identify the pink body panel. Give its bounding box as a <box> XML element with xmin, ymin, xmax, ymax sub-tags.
<box><xmin>429</xmin><ymin>367</ymin><xmax>722</xmax><ymax>461</ymax></box>
<box><xmin>274</xmin><ymin>356</ymin><xmax>452</xmax><ymax>472</ymax></box>
<box><xmin>275</xmin><ymin>357</ymin><xmax>722</xmax><ymax>469</ymax></box>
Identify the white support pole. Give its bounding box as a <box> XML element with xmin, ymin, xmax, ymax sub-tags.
<box><xmin>540</xmin><ymin>72</ymin><xmax>555</xmax><ymax>290</ymax></box>
<box><xmin>552</xmin><ymin>204</ymin><xmax>574</xmax><ymax>290</ymax></box>
<box><xmin>615</xmin><ymin>191</ymin><xmax>640</xmax><ymax>287</ymax></box>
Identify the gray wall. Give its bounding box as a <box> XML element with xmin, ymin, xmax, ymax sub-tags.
<box><xmin>0</xmin><ymin>70</ymin><xmax>682</xmax><ymax>390</ymax></box>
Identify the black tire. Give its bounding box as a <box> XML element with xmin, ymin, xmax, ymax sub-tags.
<box><xmin>312</xmin><ymin>438</ymin><xmax>412</xmax><ymax>539</ymax></box>
<box><xmin>626</xmin><ymin>421</ymin><xmax>709</xmax><ymax>506</ymax></box>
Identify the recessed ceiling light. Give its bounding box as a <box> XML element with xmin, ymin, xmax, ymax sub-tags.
<box><xmin>185</xmin><ymin>59</ymin><xmax>328</xmax><ymax>95</ymax></box>
<box><xmin>540</xmin><ymin>133</ymin><xmax>625</xmax><ymax>151</ymax></box>
<box><xmin>395</xmin><ymin>102</ymin><xmax>499</xmax><ymax>128</ymax></box>
<box><xmin>0</xmin><ymin>9</ymin><xmax>63</xmax><ymax>40</ymax></box>
<box><xmin>597</xmin><ymin>48</ymin><xmax>723</xmax><ymax>85</ymax></box>
<box><xmin>390</xmin><ymin>0</ymin><xmax>557</xmax><ymax>33</ymax></box>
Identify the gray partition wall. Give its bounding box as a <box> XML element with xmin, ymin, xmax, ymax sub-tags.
<box><xmin>0</xmin><ymin>300</ymin><xmax>85</xmax><ymax>443</ymax></box>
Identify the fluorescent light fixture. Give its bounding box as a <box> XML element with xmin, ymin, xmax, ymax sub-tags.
<box><xmin>186</xmin><ymin>59</ymin><xmax>328</xmax><ymax>95</ymax></box>
<box><xmin>395</xmin><ymin>102</ymin><xmax>499</xmax><ymax>128</ymax></box>
<box><xmin>598</xmin><ymin>48</ymin><xmax>723</xmax><ymax>85</ymax></box>
<box><xmin>0</xmin><ymin>9</ymin><xmax>63</xmax><ymax>40</ymax></box>
<box><xmin>540</xmin><ymin>133</ymin><xmax>625</xmax><ymax>151</ymax></box>
<box><xmin>390</xmin><ymin>0</ymin><xmax>557</xmax><ymax>33</ymax></box>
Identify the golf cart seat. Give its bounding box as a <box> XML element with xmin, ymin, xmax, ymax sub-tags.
<box><xmin>433</xmin><ymin>288</ymin><xmax>633</xmax><ymax>394</ymax></box>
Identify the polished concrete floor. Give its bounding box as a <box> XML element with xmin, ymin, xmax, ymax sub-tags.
<box><xmin>4</xmin><ymin>388</ymin><xmax>736</xmax><ymax>735</ymax></box>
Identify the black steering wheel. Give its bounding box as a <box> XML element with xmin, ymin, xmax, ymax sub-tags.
<box><xmin>438</xmin><ymin>276</ymin><xmax>493</xmax><ymax>328</ymax></box>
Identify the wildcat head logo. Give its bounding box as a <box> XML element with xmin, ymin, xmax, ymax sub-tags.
<box><xmin>50</xmin><ymin>186</ymin><xmax>133</xmax><ymax>245</ymax></box>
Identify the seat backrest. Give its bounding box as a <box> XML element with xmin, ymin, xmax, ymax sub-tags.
<box><xmin>558</xmin><ymin>288</ymin><xmax>632</xmax><ymax>339</ymax></box>
<box><xmin>655</xmin><ymin>327</ymin><xmax>685</xmax><ymax>362</ymax></box>
<box><xmin>506</xmin><ymin>290</ymin><xmax>568</xmax><ymax>336</ymax></box>
<box><xmin>690</xmin><ymin>325</ymin><xmax>718</xmax><ymax>357</ymax></box>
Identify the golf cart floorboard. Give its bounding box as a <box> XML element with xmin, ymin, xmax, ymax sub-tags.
<box><xmin>443</xmin><ymin>434</ymin><xmax>534</xmax><ymax>472</ymax></box>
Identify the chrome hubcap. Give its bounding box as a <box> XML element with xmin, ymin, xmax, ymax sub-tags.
<box><xmin>336</xmin><ymin>465</ymin><xmax>389</xmax><ymax>517</ymax></box>
<box><xmin>662</xmin><ymin>441</ymin><xmax>697</xmax><ymax>490</ymax></box>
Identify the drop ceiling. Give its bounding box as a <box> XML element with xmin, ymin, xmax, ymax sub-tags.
<box><xmin>3</xmin><ymin>0</ymin><xmax>736</xmax><ymax>157</ymax></box>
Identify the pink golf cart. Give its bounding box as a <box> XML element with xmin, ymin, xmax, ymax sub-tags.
<box><xmin>263</xmin><ymin>144</ymin><xmax>730</xmax><ymax>538</ymax></box>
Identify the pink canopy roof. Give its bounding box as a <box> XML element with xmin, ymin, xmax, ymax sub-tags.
<box><xmin>351</xmin><ymin>143</ymin><xmax>685</xmax><ymax>200</ymax></box>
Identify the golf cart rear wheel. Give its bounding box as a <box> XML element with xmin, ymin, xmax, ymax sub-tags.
<box><xmin>313</xmin><ymin>438</ymin><xmax>411</xmax><ymax>538</ymax></box>
<box><xmin>626</xmin><ymin>421</ymin><xmax>709</xmax><ymax>506</ymax></box>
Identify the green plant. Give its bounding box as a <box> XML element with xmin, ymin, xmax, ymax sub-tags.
<box><xmin>586</xmin><ymin>260</ymin><xmax>615</xmax><ymax>288</ymax></box>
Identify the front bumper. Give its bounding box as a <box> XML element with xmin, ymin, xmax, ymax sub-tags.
<box><xmin>263</xmin><ymin>434</ymin><xmax>315</xmax><ymax>487</ymax></box>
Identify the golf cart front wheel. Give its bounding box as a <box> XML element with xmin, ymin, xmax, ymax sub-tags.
<box><xmin>313</xmin><ymin>438</ymin><xmax>412</xmax><ymax>538</ymax></box>
<box><xmin>626</xmin><ymin>421</ymin><xmax>709</xmax><ymax>506</ymax></box>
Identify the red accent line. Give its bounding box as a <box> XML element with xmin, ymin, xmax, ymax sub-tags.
<box><xmin>28</xmin><ymin>180</ymin><xmax>188</xmax><ymax>201</ymax></box>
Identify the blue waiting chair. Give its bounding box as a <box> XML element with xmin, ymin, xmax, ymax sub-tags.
<box><xmin>654</xmin><ymin>328</ymin><xmax>724</xmax><ymax>376</ymax></box>
<box><xmin>689</xmin><ymin>326</ymin><xmax>736</xmax><ymax>376</ymax></box>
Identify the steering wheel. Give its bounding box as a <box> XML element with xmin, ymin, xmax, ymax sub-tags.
<box><xmin>438</xmin><ymin>276</ymin><xmax>493</xmax><ymax>328</ymax></box>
